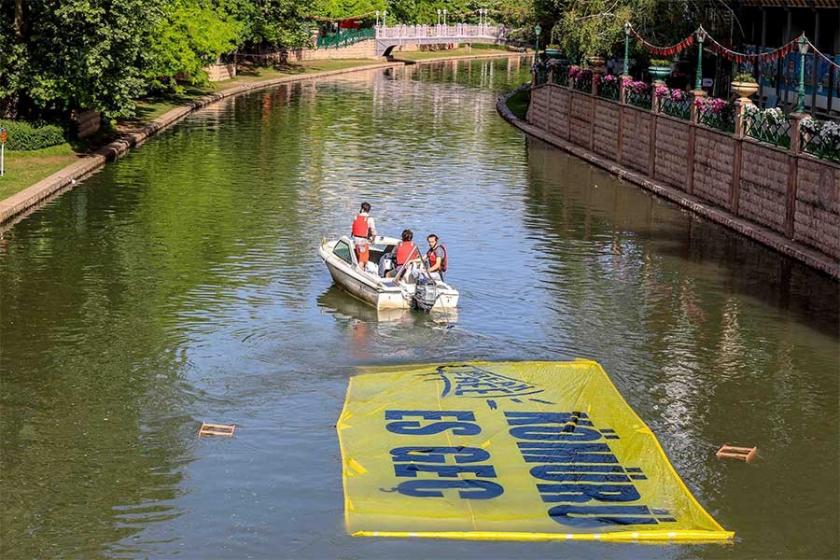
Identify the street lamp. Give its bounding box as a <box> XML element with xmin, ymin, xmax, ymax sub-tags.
<box><xmin>534</xmin><ymin>23</ymin><xmax>541</xmax><ymax>55</ymax></box>
<box><xmin>443</xmin><ymin>9</ymin><xmax>447</xmax><ymax>26</ymax></box>
<box><xmin>382</xmin><ymin>9</ymin><xmax>387</xmax><ymax>26</ymax></box>
<box><xmin>695</xmin><ymin>26</ymin><xmax>707</xmax><ymax>91</ymax></box>
<box><xmin>796</xmin><ymin>34</ymin><xmax>809</xmax><ymax>113</ymax></box>
<box><xmin>375</xmin><ymin>10</ymin><xmax>380</xmax><ymax>27</ymax></box>
<box><xmin>623</xmin><ymin>22</ymin><xmax>631</xmax><ymax>76</ymax></box>
<box><xmin>437</xmin><ymin>9</ymin><xmax>441</xmax><ymax>25</ymax></box>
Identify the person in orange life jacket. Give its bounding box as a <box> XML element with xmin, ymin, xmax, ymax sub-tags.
<box><xmin>351</xmin><ymin>202</ymin><xmax>376</xmax><ymax>268</ymax></box>
<box><xmin>389</xmin><ymin>229</ymin><xmax>420</xmax><ymax>278</ymax></box>
<box><xmin>425</xmin><ymin>233</ymin><xmax>447</xmax><ymax>281</ymax></box>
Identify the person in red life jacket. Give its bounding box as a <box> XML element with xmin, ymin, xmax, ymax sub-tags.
<box><xmin>425</xmin><ymin>233</ymin><xmax>447</xmax><ymax>281</ymax></box>
<box><xmin>390</xmin><ymin>229</ymin><xmax>420</xmax><ymax>278</ymax></box>
<box><xmin>351</xmin><ymin>202</ymin><xmax>376</xmax><ymax>268</ymax></box>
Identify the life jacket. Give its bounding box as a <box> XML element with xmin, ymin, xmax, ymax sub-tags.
<box><xmin>395</xmin><ymin>241</ymin><xmax>418</xmax><ymax>266</ymax></box>
<box><xmin>351</xmin><ymin>214</ymin><xmax>369</xmax><ymax>238</ymax></box>
<box><xmin>427</xmin><ymin>243</ymin><xmax>448</xmax><ymax>272</ymax></box>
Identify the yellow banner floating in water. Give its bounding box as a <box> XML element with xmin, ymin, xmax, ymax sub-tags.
<box><xmin>337</xmin><ymin>360</ymin><xmax>733</xmax><ymax>542</ymax></box>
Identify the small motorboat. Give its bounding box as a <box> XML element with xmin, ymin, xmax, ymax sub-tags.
<box><xmin>318</xmin><ymin>235</ymin><xmax>459</xmax><ymax>311</ymax></box>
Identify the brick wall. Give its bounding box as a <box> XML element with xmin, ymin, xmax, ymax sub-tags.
<box><xmin>526</xmin><ymin>85</ymin><xmax>550</xmax><ymax>128</ymax></box>
<box><xmin>795</xmin><ymin>158</ymin><xmax>840</xmax><ymax>258</ymax></box>
<box><xmin>525</xmin><ymin>81</ymin><xmax>840</xmax><ymax>265</ymax></box>
<box><xmin>655</xmin><ymin>117</ymin><xmax>690</xmax><ymax>188</ymax></box>
<box><xmin>547</xmin><ymin>88</ymin><xmax>571</xmax><ymax>141</ymax></box>
<box><xmin>288</xmin><ymin>40</ymin><xmax>377</xmax><ymax>62</ymax></box>
<box><xmin>569</xmin><ymin>94</ymin><xmax>593</xmax><ymax>148</ymax></box>
<box><xmin>205</xmin><ymin>63</ymin><xmax>236</xmax><ymax>82</ymax></box>
<box><xmin>692</xmin><ymin>128</ymin><xmax>735</xmax><ymax>208</ymax></box>
<box><xmin>592</xmin><ymin>99</ymin><xmax>619</xmax><ymax>161</ymax></box>
<box><xmin>619</xmin><ymin>107</ymin><xmax>652</xmax><ymax>175</ymax></box>
<box><xmin>738</xmin><ymin>142</ymin><xmax>790</xmax><ymax>234</ymax></box>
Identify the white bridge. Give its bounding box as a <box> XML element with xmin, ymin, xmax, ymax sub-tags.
<box><xmin>375</xmin><ymin>24</ymin><xmax>506</xmax><ymax>56</ymax></box>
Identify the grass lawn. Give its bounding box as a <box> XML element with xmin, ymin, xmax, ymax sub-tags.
<box><xmin>394</xmin><ymin>44</ymin><xmax>512</xmax><ymax>61</ymax></box>
<box><xmin>0</xmin><ymin>144</ymin><xmax>81</xmax><ymax>200</ymax></box>
<box><xmin>0</xmin><ymin>59</ymin><xmax>383</xmax><ymax>203</ymax></box>
<box><xmin>506</xmin><ymin>88</ymin><xmax>530</xmax><ymax>120</ymax></box>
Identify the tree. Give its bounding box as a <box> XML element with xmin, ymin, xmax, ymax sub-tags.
<box><xmin>144</xmin><ymin>0</ymin><xmax>243</xmax><ymax>91</ymax></box>
<box><xmin>1</xmin><ymin>0</ymin><xmax>154</xmax><ymax>118</ymax></box>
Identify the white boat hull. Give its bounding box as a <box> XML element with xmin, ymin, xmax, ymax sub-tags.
<box><xmin>319</xmin><ymin>237</ymin><xmax>459</xmax><ymax>311</ymax></box>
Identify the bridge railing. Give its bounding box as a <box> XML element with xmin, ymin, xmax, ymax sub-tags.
<box><xmin>376</xmin><ymin>24</ymin><xmax>504</xmax><ymax>40</ymax></box>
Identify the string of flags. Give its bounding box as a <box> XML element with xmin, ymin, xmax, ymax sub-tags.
<box><xmin>627</xmin><ymin>23</ymin><xmax>823</xmax><ymax>65</ymax></box>
<box><xmin>629</xmin><ymin>27</ymin><xmax>695</xmax><ymax>57</ymax></box>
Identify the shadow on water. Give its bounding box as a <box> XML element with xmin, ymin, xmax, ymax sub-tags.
<box><xmin>317</xmin><ymin>285</ymin><xmax>459</xmax><ymax>326</ymax></box>
<box><xmin>524</xmin><ymin>136</ymin><xmax>839</xmax><ymax>339</ymax></box>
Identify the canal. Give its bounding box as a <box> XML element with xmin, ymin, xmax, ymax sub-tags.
<box><xmin>0</xmin><ymin>58</ymin><xmax>837</xmax><ymax>559</ymax></box>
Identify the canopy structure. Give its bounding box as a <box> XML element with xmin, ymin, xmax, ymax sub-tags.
<box><xmin>337</xmin><ymin>360</ymin><xmax>733</xmax><ymax>542</ymax></box>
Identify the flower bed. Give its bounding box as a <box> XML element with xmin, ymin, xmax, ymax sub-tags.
<box><xmin>598</xmin><ymin>74</ymin><xmax>619</xmax><ymax>101</ymax></box>
<box><xmin>569</xmin><ymin>65</ymin><xmax>592</xmax><ymax>93</ymax></box>
<box><xmin>695</xmin><ymin>97</ymin><xmax>735</xmax><ymax>133</ymax></box>
<box><xmin>801</xmin><ymin>117</ymin><xmax>840</xmax><ymax>163</ymax></box>
<box><xmin>743</xmin><ymin>106</ymin><xmax>790</xmax><ymax>148</ymax></box>
<box><xmin>655</xmin><ymin>85</ymin><xmax>690</xmax><ymax>120</ymax></box>
<box><xmin>623</xmin><ymin>78</ymin><xmax>652</xmax><ymax>110</ymax></box>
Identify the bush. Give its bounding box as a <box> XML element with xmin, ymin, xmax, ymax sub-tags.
<box><xmin>0</xmin><ymin>120</ymin><xmax>67</xmax><ymax>151</ymax></box>
<box><xmin>733</xmin><ymin>72</ymin><xmax>757</xmax><ymax>83</ymax></box>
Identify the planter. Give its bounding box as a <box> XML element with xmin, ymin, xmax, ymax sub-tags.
<box><xmin>649</xmin><ymin>65</ymin><xmax>671</xmax><ymax>82</ymax></box>
<box><xmin>544</xmin><ymin>48</ymin><xmax>563</xmax><ymax>59</ymax></box>
<box><xmin>586</xmin><ymin>55</ymin><xmax>606</xmax><ymax>73</ymax></box>
<box><xmin>731</xmin><ymin>80</ymin><xmax>759</xmax><ymax>99</ymax></box>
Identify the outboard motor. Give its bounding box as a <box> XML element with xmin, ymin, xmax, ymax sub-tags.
<box><xmin>413</xmin><ymin>275</ymin><xmax>438</xmax><ymax>312</ymax></box>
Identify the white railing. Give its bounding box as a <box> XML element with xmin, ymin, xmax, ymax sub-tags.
<box><xmin>376</xmin><ymin>24</ymin><xmax>503</xmax><ymax>40</ymax></box>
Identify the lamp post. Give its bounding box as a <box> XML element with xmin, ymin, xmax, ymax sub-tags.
<box><xmin>375</xmin><ymin>10</ymin><xmax>380</xmax><ymax>27</ymax></box>
<box><xmin>437</xmin><ymin>9</ymin><xmax>441</xmax><ymax>25</ymax></box>
<box><xmin>443</xmin><ymin>9</ymin><xmax>447</xmax><ymax>26</ymax></box>
<box><xmin>534</xmin><ymin>23</ymin><xmax>541</xmax><ymax>55</ymax></box>
<box><xmin>382</xmin><ymin>9</ymin><xmax>387</xmax><ymax>26</ymax></box>
<box><xmin>796</xmin><ymin>34</ymin><xmax>808</xmax><ymax>113</ymax></box>
<box><xmin>623</xmin><ymin>22</ymin><xmax>631</xmax><ymax>76</ymax></box>
<box><xmin>695</xmin><ymin>27</ymin><xmax>707</xmax><ymax>91</ymax></box>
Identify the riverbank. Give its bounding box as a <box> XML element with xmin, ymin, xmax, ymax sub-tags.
<box><xmin>0</xmin><ymin>59</ymin><xmax>385</xmax><ymax>209</ymax></box>
<box><xmin>0</xmin><ymin>59</ymin><xmax>397</xmax><ymax>228</ymax></box>
<box><xmin>391</xmin><ymin>45</ymin><xmax>528</xmax><ymax>64</ymax></box>
<box><xmin>497</xmin><ymin>87</ymin><xmax>840</xmax><ymax>279</ymax></box>
<box><xmin>0</xmin><ymin>51</ymin><xmax>532</xmax><ymax>229</ymax></box>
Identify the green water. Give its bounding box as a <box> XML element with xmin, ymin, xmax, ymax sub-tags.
<box><xmin>1</xmin><ymin>58</ymin><xmax>837</xmax><ymax>559</ymax></box>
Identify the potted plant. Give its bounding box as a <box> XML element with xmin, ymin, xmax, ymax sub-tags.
<box><xmin>731</xmin><ymin>72</ymin><xmax>759</xmax><ymax>99</ymax></box>
<box><xmin>586</xmin><ymin>54</ymin><xmax>606</xmax><ymax>72</ymax></box>
<box><xmin>648</xmin><ymin>58</ymin><xmax>672</xmax><ymax>81</ymax></box>
<box><xmin>544</xmin><ymin>44</ymin><xmax>562</xmax><ymax>59</ymax></box>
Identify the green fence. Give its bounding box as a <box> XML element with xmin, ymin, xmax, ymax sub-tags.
<box><xmin>316</xmin><ymin>28</ymin><xmax>375</xmax><ymax>49</ymax></box>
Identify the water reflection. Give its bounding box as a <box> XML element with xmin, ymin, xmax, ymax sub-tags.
<box><xmin>0</xmin><ymin>58</ymin><xmax>837</xmax><ymax>560</ymax></box>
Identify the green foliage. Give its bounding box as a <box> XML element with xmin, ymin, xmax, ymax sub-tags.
<box><xmin>733</xmin><ymin>72</ymin><xmax>756</xmax><ymax>83</ymax></box>
<box><xmin>245</xmin><ymin>0</ymin><xmax>315</xmax><ymax>47</ymax></box>
<box><xmin>314</xmin><ymin>0</ymin><xmax>386</xmax><ymax>19</ymax></box>
<box><xmin>1</xmin><ymin>0</ymin><xmax>153</xmax><ymax>119</ymax></box>
<box><xmin>144</xmin><ymin>0</ymin><xmax>243</xmax><ymax>91</ymax></box>
<box><xmin>0</xmin><ymin>120</ymin><xmax>67</xmax><ymax>151</ymax></box>
<box><xmin>650</xmin><ymin>58</ymin><xmax>671</xmax><ymax>66</ymax></box>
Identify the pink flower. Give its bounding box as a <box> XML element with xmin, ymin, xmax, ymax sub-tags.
<box><xmin>654</xmin><ymin>84</ymin><xmax>669</xmax><ymax>98</ymax></box>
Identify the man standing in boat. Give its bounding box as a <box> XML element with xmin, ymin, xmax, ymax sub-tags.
<box><xmin>425</xmin><ymin>234</ymin><xmax>447</xmax><ymax>281</ymax></box>
<box><xmin>351</xmin><ymin>202</ymin><xmax>376</xmax><ymax>268</ymax></box>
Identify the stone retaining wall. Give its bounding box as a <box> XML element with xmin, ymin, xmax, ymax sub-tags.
<box><xmin>526</xmin><ymin>82</ymin><xmax>840</xmax><ymax>270</ymax></box>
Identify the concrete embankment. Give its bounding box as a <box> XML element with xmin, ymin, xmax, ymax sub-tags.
<box><xmin>497</xmin><ymin>87</ymin><xmax>840</xmax><ymax>279</ymax></box>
